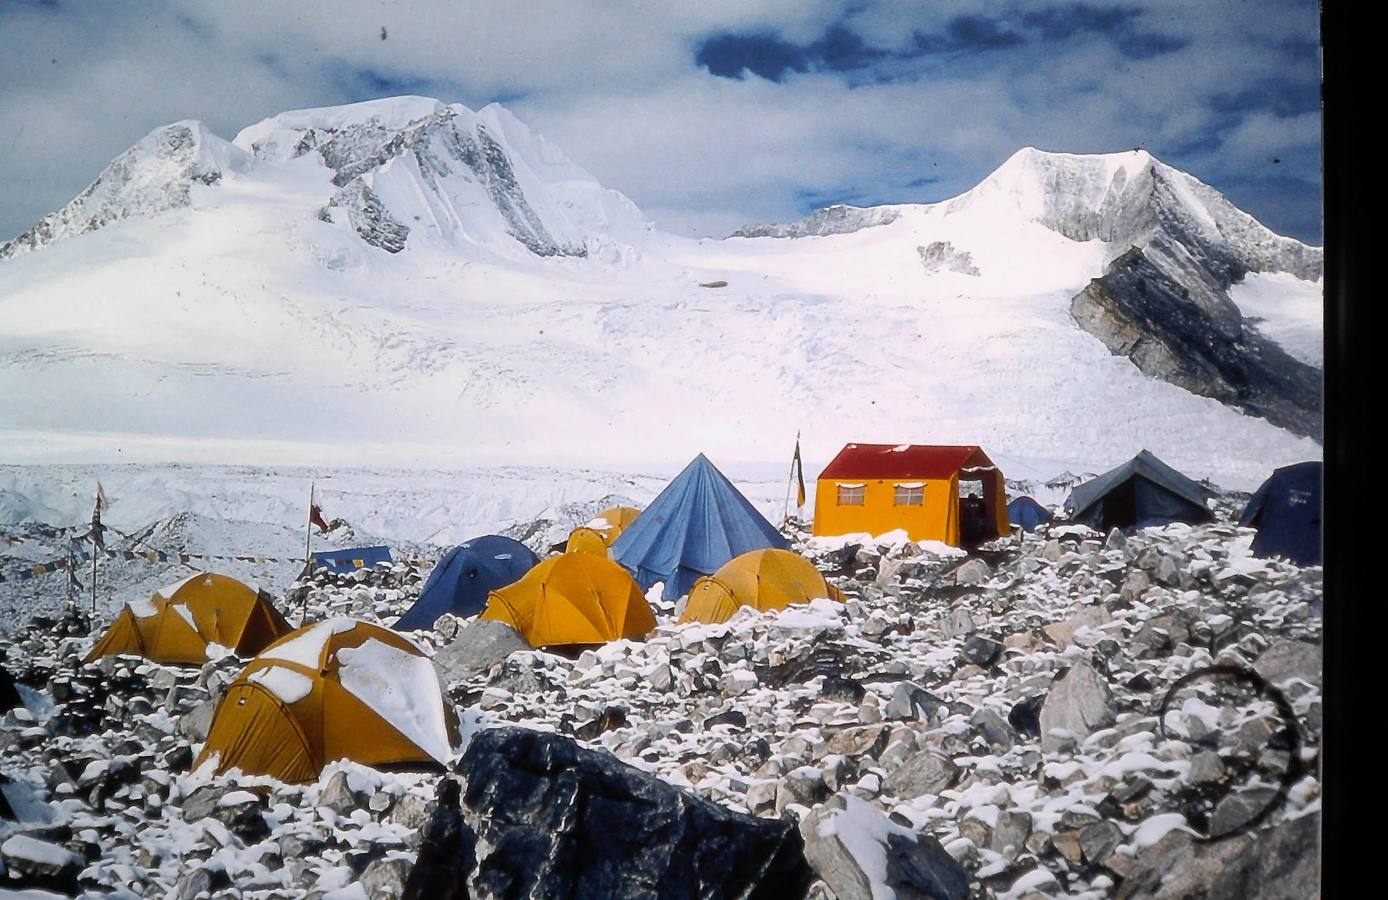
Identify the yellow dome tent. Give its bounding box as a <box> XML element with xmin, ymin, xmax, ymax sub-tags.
<box><xmin>565</xmin><ymin>506</ymin><xmax>642</xmax><ymax>557</ymax></box>
<box><xmin>479</xmin><ymin>552</ymin><xmax>655</xmax><ymax>648</ymax></box>
<box><xmin>84</xmin><ymin>572</ymin><xmax>293</xmax><ymax>666</ymax></box>
<box><xmin>194</xmin><ymin>618</ymin><xmax>460</xmax><ymax>784</ymax></box>
<box><xmin>679</xmin><ymin>548</ymin><xmax>845</xmax><ymax>625</ymax></box>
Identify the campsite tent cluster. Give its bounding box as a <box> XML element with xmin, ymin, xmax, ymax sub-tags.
<box><xmin>78</xmin><ymin>445</ymin><xmax>1320</xmax><ymax>784</ymax></box>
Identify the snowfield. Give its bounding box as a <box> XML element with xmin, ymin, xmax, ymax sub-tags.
<box><xmin>0</xmin><ymin>98</ymin><xmax>1321</xmax><ymax>490</ymax></box>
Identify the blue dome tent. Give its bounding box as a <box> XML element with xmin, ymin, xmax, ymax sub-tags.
<box><xmin>1240</xmin><ymin>461</ymin><xmax>1322</xmax><ymax>566</ymax></box>
<box><xmin>1008</xmin><ymin>496</ymin><xmax>1054</xmax><ymax>533</ymax></box>
<box><xmin>1066</xmin><ymin>450</ymin><xmax>1214</xmax><ymax>531</ymax></box>
<box><xmin>394</xmin><ymin>535</ymin><xmax>539</xmax><ymax>630</ymax></box>
<box><xmin>610</xmin><ymin>454</ymin><xmax>788</xmax><ymax>598</ymax></box>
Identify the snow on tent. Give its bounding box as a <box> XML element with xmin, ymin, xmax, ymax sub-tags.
<box><xmin>195</xmin><ymin>618</ymin><xmax>460</xmax><ymax>783</ymax></box>
<box><xmin>565</xmin><ymin>506</ymin><xmax>642</xmax><ymax>557</ymax></box>
<box><xmin>85</xmin><ymin>572</ymin><xmax>293</xmax><ymax>666</ymax></box>
<box><xmin>1008</xmin><ymin>496</ymin><xmax>1054</xmax><ymax>533</ymax></box>
<box><xmin>310</xmin><ymin>546</ymin><xmax>392</xmax><ymax>574</ymax></box>
<box><xmin>479</xmin><ymin>553</ymin><xmax>655</xmax><ymax>649</ymax></box>
<box><xmin>680</xmin><ymin>548</ymin><xmax>845</xmax><ymax>625</ymax></box>
<box><xmin>1240</xmin><ymin>461</ymin><xmax>1322</xmax><ymax>566</ymax></box>
<box><xmin>394</xmin><ymin>535</ymin><xmax>538</xmax><ymax>630</ymax></box>
<box><xmin>1066</xmin><ymin>450</ymin><xmax>1214</xmax><ymax>531</ymax></box>
<box><xmin>610</xmin><ymin>453</ymin><xmax>788</xmax><ymax>598</ymax></box>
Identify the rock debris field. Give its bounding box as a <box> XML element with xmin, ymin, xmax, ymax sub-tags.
<box><xmin>1</xmin><ymin>502</ymin><xmax>1322</xmax><ymax>899</ymax></box>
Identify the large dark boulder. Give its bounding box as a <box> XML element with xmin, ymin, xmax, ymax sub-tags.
<box><xmin>404</xmin><ymin>726</ymin><xmax>814</xmax><ymax>899</ymax></box>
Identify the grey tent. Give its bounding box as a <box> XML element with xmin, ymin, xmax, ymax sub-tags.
<box><xmin>1066</xmin><ymin>450</ymin><xmax>1214</xmax><ymax>531</ymax></box>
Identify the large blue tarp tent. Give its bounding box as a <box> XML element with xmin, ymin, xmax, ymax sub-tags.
<box><xmin>1240</xmin><ymin>461</ymin><xmax>1322</xmax><ymax>566</ymax></box>
<box><xmin>1066</xmin><ymin>450</ymin><xmax>1214</xmax><ymax>531</ymax></box>
<box><xmin>395</xmin><ymin>535</ymin><xmax>538</xmax><ymax>630</ymax></box>
<box><xmin>610</xmin><ymin>453</ymin><xmax>789</xmax><ymax>598</ymax></box>
<box><xmin>1008</xmin><ymin>496</ymin><xmax>1054</xmax><ymax>533</ymax></box>
<box><xmin>310</xmin><ymin>546</ymin><xmax>393</xmax><ymax>574</ymax></box>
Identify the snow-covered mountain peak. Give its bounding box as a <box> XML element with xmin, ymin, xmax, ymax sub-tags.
<box><xmin>232</xmin><ymin>95</ymin><xmax>449</xmax><ymax>157</ymax></box>
<box><xmin>947</xmin><ymin>145</ymin><xmax>1321</xmax><ymax>284</ymax></box>
<box><xmin>3</xmin><ymin>95</ymin><xmax>651</xmax><ymax>262</ymax></box>
<box><xmin>0</xmin><ymin>119</ymin><xmax>249</xmax><ymax>260</ymax></box>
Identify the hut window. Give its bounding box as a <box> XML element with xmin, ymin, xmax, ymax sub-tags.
<box><xmin>837</xmin><ymin>484</ymin><xmax>865</xmax><ymax>506</ymax></box>
<box><xmin>894</xmin><ymin>483</ymin><xmax>924</xmax><ymax>506</ymax></box>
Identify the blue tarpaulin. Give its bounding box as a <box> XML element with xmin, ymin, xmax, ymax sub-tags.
<box><xmin>1240</xmin><ymin>461</ymin><xmax>1321</xmax><ymax>566</ymax></box>
<box><xmin>310</xmin><ymin>546</ymin><xmax>393</xmax><ymax>574</ymax></box>
<box><xmin>1008</xmin><ymin>496</ymin><xmax>1054</xmax><ymax>533</ymax></box>
<box><xmin>610</xmin><ymin>453</ymin><xmax>788</xmax><ymax>598</ymax></box>
<box><xmin>394</xmin><ymin>535</ymin><xmax>539</xmax><ymax>630</ymax></box>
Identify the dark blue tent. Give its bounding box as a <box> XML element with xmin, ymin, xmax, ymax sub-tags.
<box><xmin>310</xmin><ymin>546</ymin><xmax>393</xmax><ymax>574</ymax></box>
<box><xmin>610</xmin><ymin>454</ymin><xmax>788</xmax><ymax>598</ymax></box>
<box><xmin>1066</xmin><ymin>450</ymin><xmax>1214</xmax><ymax>531</ymax></box>
<box><xmin>1008</xmin><ymin>496</ymin><xmax>1054</xmax><ymax>533</ymax></box>
<box><xmin>1240</xmin><ymin>461</ymin><xmax>1322</xmax><ymax>566</ymax></box>
<box><xmin>394</xmin><ymin>535</ymin><xmax>538</xmax><ymax>630</ymax></box>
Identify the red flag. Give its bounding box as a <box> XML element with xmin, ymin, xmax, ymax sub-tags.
<box><xmin>309</xmin><ymin>503</ymin><xmax>330</xmax><ymax>533</ymax></box>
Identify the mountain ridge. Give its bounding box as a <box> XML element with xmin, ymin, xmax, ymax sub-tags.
<box><xmin>0</xmin><ymin>97</ymin><xmax>1323</xmax><ymax>480</ymax></box>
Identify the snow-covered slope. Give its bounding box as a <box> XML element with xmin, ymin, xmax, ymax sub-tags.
<box><xmin>0</xmin><ymin>120</ymin><xmax>250</xmax><ymax>260</ymax></box>
<box><xmin>0</xmin><ymin>101</ymin><xmax>1322</xmax><ymax>487</ymax></box>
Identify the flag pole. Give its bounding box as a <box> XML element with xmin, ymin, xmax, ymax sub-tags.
<box><xmin>300</xmin><ymin>482</ymin><xmax>315</xmax><ymax>628</ymax></box>
<box><xmin>782</xmin><ymin>431</ymin><xmax>798</xmax><ymax>525</ymax></box>
<box><xmin>90</xmin><ymin>485</ymin><xmax>99</xmax><ymax>614</ymax></box>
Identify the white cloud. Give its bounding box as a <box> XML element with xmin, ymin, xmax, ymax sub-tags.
<box><xmin>0</xmin><ymin>0</ymin><xmax>1323</xmax><ymax>243</ymax></box>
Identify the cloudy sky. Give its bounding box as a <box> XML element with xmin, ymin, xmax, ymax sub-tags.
<box><xmin>2</xmin><ymin>0</ymin><xmax>1322</xmax><ymax>243</ymax></box>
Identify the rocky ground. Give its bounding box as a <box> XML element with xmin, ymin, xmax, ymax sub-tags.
<box><xmin>1</xmin><ymin>498</ymin><xmax>1322</xmax><ymax>899</ymax></box>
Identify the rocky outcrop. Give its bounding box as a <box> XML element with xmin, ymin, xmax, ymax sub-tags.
<box><xmin>324</xmin><ymin>181</ymin><xmax>410</xmax><ymax>254</ymax></box>
<box><xmin>731</xmin><ymin>204</ymin><xmax>900</xmax><ymax>239</ymax></box>
<box><xmin>1071</xmin><ymin>247</ymin><xmax>1323</xmax><ymax>440</ymax></box>
<box><xmin>917</xmin><ymin>241</ymin><xmax>980</xmax><ymax>276</ymax></box>
<box><xmin>405</xmin><ymin>726</ymin><xmax>814</xmax><ymax>898</ymax></box>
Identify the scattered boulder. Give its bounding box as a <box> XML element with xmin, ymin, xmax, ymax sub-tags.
<box><xmin>1</xmin><ymin>833</ymin><xmax>83</xmax><ymax>893</ymax></box>
<box><xmin>800</xmin><ymin>793</ymin><xmax>970</xmax><ymax>900</ymax></box>
<box><xmin>1039</xmin><ymin>660</ymin><xmax>1115</xmax><ymax>752</ymax></box>
<box><xmin>1118</xmin><ymin>811</ymin><xmax>1318</xmax><ymax>898</ymax></box>
<box><xmin>954</xmin><ymin>559</ymin><xmax>992</xmax><ymax>586</ymax></box>
<box><xmin>432</xmin><ymin>620</ymin><xmax>531</xmax><ymax>686</ymax></box>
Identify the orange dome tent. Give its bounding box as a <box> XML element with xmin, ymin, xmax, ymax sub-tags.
<box><xmin>194</xmin><ymin>618</ymin><xmax>460</xmax><ymax>783</ymax></box>
<box><xmin>680</xmin><ymin>548</ymin><xmax>844</xmax><ymax>625</ymax></box>
<box><xmin>479</xmin><ymin>552</ymin><xmax>655</xmax><ymax>648</ymax></box>
<box><xmin>565</xmin><ymin>506</ymin><xmax>642</xmax><ymax>557</ymax></box>
<box><xmin>85</xmin><ymin>572</ymin><xmax>293</xmax><ymax>666</ymax></box>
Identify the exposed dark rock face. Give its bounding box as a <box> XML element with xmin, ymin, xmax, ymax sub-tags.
<box><xmin>406</xmin><ymin>726</ymin><xmax>814</xmax><ymax>899</ymax></box>
<box><xmin>732</xmin><ymin>205</ymin><xmax>899</xmax><ymax>239</ymax></box>
<box><xmin>295</xmin><ymin>109</ymin><xmax>584</xmax><ymax>257</ymax></box>
<box><xmin>1071</xmin><ymin>248</ymin><xmax>1322</xmax><ymax>440</ymax></box>
<box><xmin>325</xmin><ymin>182</ymin><xmax>410</xmax><ymax>253</ymax></box>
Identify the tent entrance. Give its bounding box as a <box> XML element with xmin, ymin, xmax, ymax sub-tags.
<box><xmin>958</xmin><ymin>478</ymin><xmax>990</xmax><ymax>548</ymax></box>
